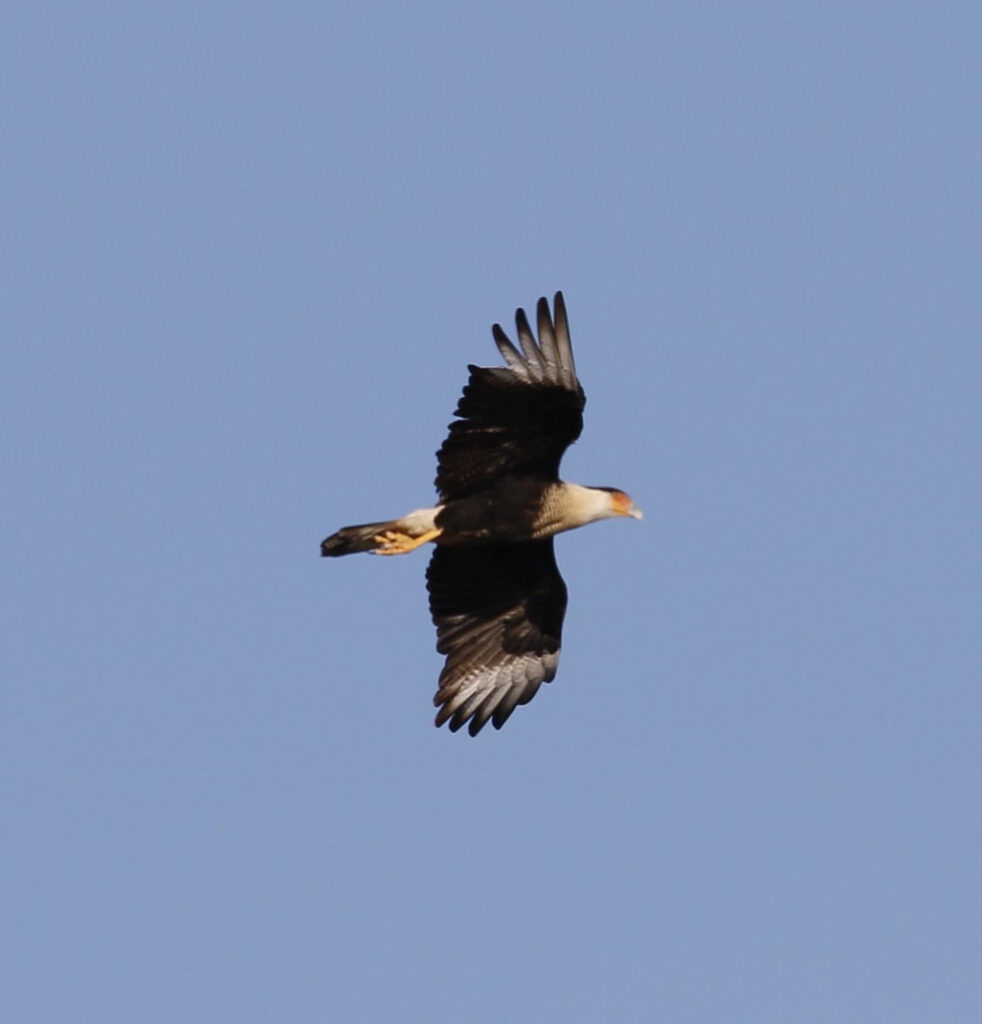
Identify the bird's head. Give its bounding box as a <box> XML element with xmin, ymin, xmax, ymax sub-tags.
<box><xmin>589</xmin><ymin>486</ymin><xmax>643</xmax><ymax>520</ymax></box>
<box><xmin>556</xmin><ymin>483</ymin><xmax>644</xmax><ymax>530</ymax></box>
<box><xmin>609</xmin><ymin>489</ymin><xmax>643</xmax><ymax>520</ymax></box>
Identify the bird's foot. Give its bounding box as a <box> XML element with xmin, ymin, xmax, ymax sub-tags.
<box><xmin>372</xmin><ymin>527</ymin><xmax>442</xmax><ymax>555</ymax></box>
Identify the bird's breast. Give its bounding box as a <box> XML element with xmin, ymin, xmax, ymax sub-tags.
<box><xmin>435</xmin><ymin>477</ymin><xmax>554</xmax><ymax>545</ymax></box>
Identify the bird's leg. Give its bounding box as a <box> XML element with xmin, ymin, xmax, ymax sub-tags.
<box><xmin>372</xmin><ymin>527</ymin><xmax>442</xmax><ymax>555</ymax></box>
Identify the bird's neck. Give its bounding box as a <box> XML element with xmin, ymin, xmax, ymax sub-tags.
<box><xmin>535</xmin><ymin>482</ymin><xmax>621</xmax><ymax>536</ymax></box>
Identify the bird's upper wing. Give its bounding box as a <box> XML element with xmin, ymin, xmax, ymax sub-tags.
<box><xmin>435</xmin><ymin>292</ymin><xmax>586</xmax><ymax>502</ymax></box>
<box><xmin>427</xmin><ymin>540</ymin><xmax>567</xmax><ymax>736</ymax></box>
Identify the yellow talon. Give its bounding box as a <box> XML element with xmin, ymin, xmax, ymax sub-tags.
<box><xmin>372</xmin><ymin>527</ymin><xmax>442</xmax><ymax>555</ymax></box>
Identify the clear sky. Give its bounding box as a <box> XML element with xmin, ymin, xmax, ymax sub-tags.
<box><xmin>4</xmin><ymin>4</ymin><xmax>980</xmax><ymax>1021</ymax></box>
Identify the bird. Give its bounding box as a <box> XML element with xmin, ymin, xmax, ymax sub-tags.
<box><xmin>320</xmin><ymin>292</ymin><xmax>642</xmax><ymax>736</ymax></box>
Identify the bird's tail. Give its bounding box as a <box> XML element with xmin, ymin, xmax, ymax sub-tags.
<box><xmin>320</xmin><ymin>506</ymin><xmax>443</xmax><ymax>557</ymax></box>
<box><xmin>320</xmin><ymin>520</ymin><xmax>401</xmax><ymax>557</ymax></box>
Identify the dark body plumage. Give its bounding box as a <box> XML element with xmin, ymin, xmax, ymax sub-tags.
<box><xmin>320</xmin><ymin>293</ymin><xmax>640</xmax><ymax>735</ymax></box>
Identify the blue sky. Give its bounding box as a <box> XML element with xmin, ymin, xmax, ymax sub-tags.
<box><xmin>4</xmin><ymin>3</ymin><xmax>980</xmax><ymax>1021</ymax></box>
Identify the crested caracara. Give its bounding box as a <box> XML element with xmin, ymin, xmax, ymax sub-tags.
<box><xmin>320</xmin><ymin>292</ymin><xmax>641</xmax><ymax>735</ymax></box>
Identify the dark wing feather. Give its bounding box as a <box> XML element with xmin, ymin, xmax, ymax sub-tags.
<box><xmin>435</xmin><ymin>292</ymin><xmax>586</xmax><ymax>501</ymax></box>
<box><xmin>427</xmin><ymin>541</ymin><xmax>568</xmax><ymax>736</ymax></box>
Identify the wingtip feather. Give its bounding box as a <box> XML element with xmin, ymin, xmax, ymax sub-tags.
<box><xmin>551</xmin><ymin>290</ymin><xmax>576</xmax><ymax>388</ymax></box>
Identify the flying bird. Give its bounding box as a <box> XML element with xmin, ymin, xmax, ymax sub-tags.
<box><xmin>320</xmin><ymin>292</ymin><xmax>641</xmax><ymax>735</ymax></box>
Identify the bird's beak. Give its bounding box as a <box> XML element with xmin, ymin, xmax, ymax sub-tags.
<box><xmin>611</xmin><ymin>491</ymin><xmax>643</xmax><ymax>520</ymax></box>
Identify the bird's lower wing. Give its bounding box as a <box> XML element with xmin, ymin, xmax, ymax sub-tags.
<box><xmin>426</xmin><ymin>540</ymin><xmax>568</xmax><ymax>736</ymax></box>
